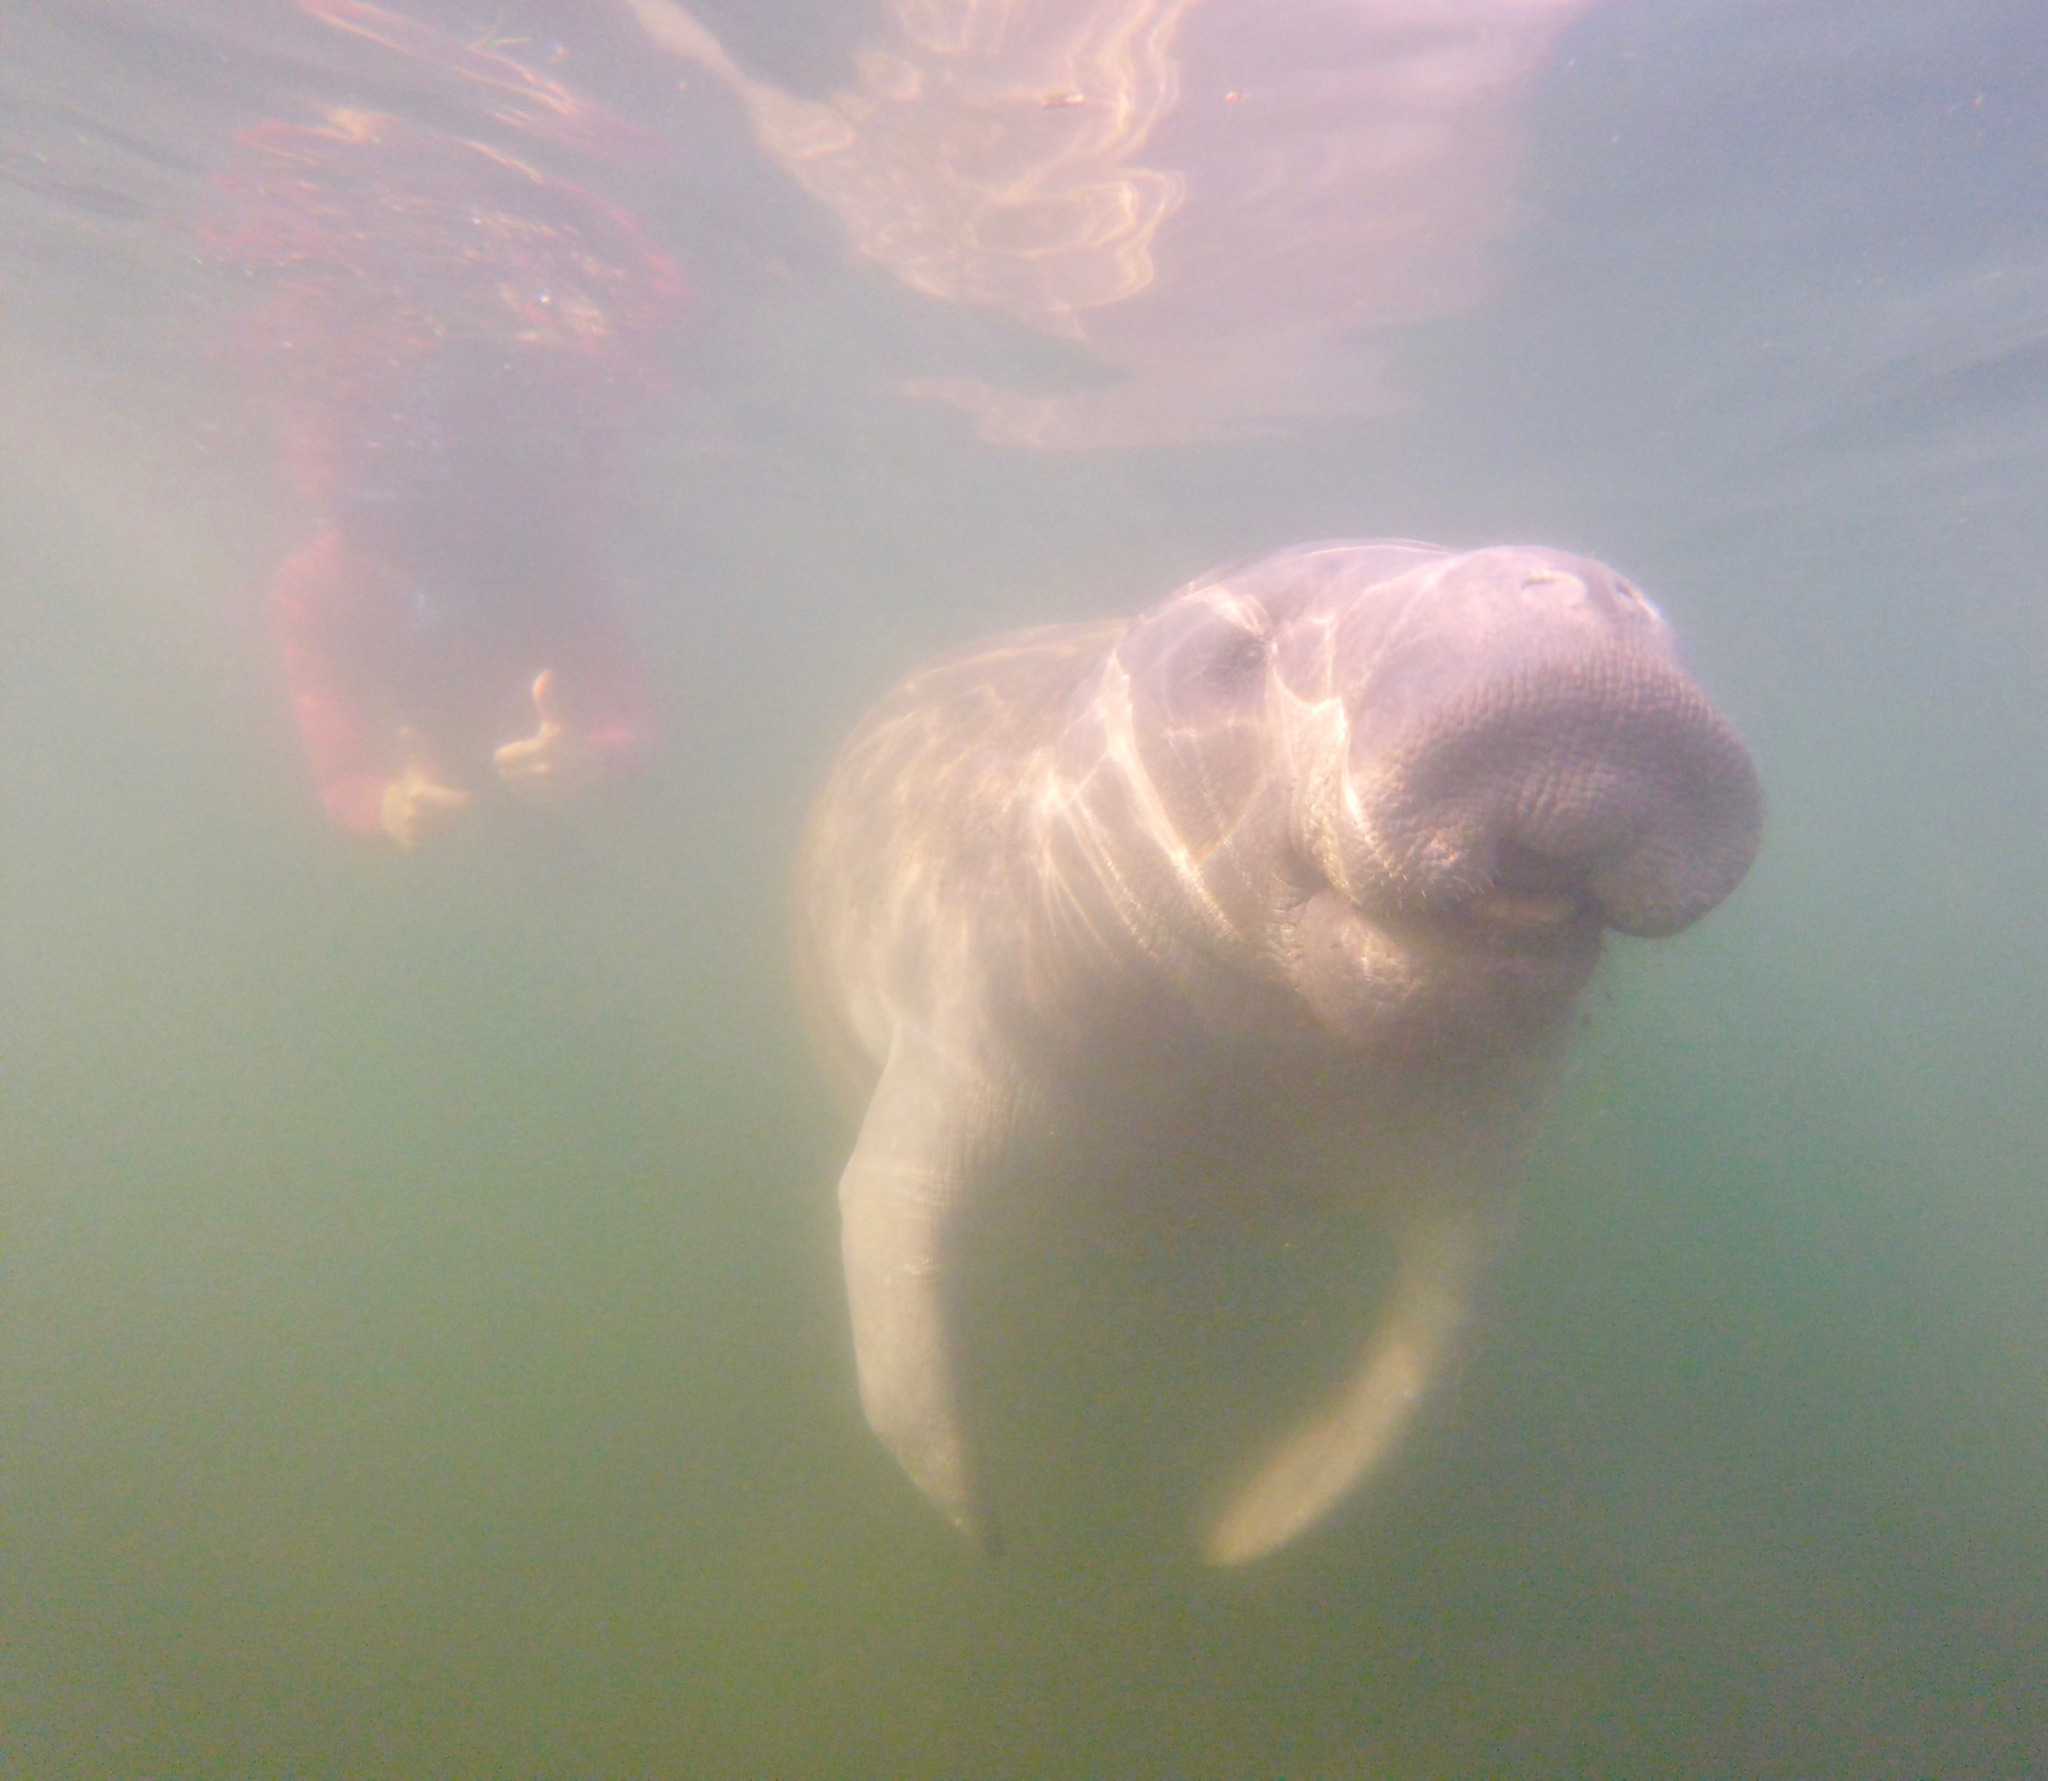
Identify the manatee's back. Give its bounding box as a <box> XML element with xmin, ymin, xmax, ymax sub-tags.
<box><xmin>794</xmin><ymin>620</ymin><xmax>1127</xmax><ymax>1107</ymax></box>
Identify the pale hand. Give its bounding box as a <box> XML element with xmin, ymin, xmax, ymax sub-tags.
<box><xmin>380</xmin><ymin>728</ymin><xmax>472</xmax><ymax>848</ymax></box>
<box><xmin>494</xmin><ymin>669</ymin><xmax>603</xmax><ymax>803</ymax></box>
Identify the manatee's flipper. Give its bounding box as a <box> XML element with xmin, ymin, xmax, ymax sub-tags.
<box><xmin>1200</xmin><ymin>1199</ymin><xmax>1501</xmax><ymax>1565</ymax></box>
<box><xmin>838</xmin><ymin>1023</ymin><xmax>1014</xmax><ymax>1549</ymax></box>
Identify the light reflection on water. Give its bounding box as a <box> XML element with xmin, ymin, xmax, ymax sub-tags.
<box><xmin>3</xmin><ymin>3</ymin><xmax>2045</xmax><ymax>1775</ymax></box>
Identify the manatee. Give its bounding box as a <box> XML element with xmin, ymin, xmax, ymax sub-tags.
<box><xmin>795</xmin><ymin>540</ymin><xmax>1761</xmax><ymax>1563</ymax></box>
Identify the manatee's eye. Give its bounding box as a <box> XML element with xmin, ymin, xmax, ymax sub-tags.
<box><xmin>1202</xmin><ymin>628</ymin><xmax>1269</xmax><ymax>689</ymax></box>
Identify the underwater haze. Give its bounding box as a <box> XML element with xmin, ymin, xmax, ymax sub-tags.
<box><xmin>4</xmin><ymin>1</ymin><xmax>2046</xmax><ymax>1774</ymax></box>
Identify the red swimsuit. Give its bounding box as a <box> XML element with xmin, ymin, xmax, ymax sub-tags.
<box><xmin>208</xmin><ymin>22</ymin><xmax>684</xmax><ymax>835</ymax></box>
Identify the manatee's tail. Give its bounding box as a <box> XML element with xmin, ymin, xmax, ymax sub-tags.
<box><xmin>1200</xmin><ymin>1197</ymin><xmax>1502</xmax><ymax>1566</ymax></box>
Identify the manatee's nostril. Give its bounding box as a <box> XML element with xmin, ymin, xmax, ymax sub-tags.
<box><xmin>1518</xmin><ymin>566</ymin><xmax>1658</xmax><ymax>627</ymax></box>
<box><xmin>1517</xmin><ymin>569</ymin><xmax>1600</xmax><ymax>619</ymax></box>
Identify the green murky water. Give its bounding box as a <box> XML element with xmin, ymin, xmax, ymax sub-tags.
<box><xmin>4</xmin><ymin>4</ymin><xmax>2045</xmax><ymax>1774</ymax></box>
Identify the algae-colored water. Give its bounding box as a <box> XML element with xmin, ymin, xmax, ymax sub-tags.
<box><xmin>4</xmin><ymin>4</ymin><xmax>2044</xmax><ymax>1774</ymax></box>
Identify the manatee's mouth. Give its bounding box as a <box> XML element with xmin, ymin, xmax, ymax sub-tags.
<box><xmin>1290</xmin><ymin>875</ymin><xmax>1603</xmax><ymax>1063</ymax></box>
<box><xmin>1390</xmin><ymin>892</ymin><xmax>1602</xmax><ymax>974</ymax></box>
<box><xmin>1404</xmin><ymin>840</ymin><xmax>1604</xmax><ymax>952</ymax></box>
<box><xmin>1469</xmin><ymin>886</ymin><xmax>1586</xmax><ymax>933</ymax></box>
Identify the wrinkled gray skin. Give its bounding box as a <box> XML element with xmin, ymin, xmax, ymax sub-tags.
<box><xmin>796</xmin><ymin>541</ymin><xmax>1762</xmax><ymax>1563</ymax></box>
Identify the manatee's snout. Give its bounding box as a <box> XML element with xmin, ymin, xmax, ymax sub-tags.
<box><xmin>1341</xmin><ymin>549</ymin><xmax>1762</xmax><ymax>938</ymax></box>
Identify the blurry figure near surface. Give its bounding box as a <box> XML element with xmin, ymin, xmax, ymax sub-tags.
<box><xmin>207</xmin><ymin>7</ymin><xmax>685</xmax><ymax>846</ymax></box>
<box><xmin>624</xmin><ymin>0</ymin><xmax>1593</xmax><ymax>448</ymax></box>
